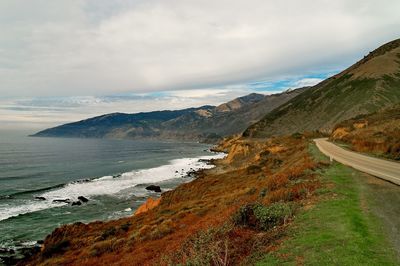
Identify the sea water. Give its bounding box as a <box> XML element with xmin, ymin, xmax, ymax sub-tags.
<box><xmin>0</xmin><ymin>130</ymin><xmax>223</xmax><ymax>251</ymax></box>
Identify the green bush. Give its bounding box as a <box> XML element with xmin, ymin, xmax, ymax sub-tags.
<box><xmin>233</xmin><ymin>202</ymin><xmax>294</xmax><ymax>231</ymax></box>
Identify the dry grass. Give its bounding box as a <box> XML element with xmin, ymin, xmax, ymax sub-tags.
<box><xmin>331</xmin><ymin>105</ymin><xmax>400</xmax><ymax>160</ymax></box>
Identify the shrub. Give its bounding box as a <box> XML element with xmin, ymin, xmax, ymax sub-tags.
<box><xmin>90</xmin><ymin>238</ymin><xmax>124</xmax><ymax>257</ymax></box>
<box><xmin>291</xmin><ymin>132</ymin><xmax>303</xmax><ymax>139</ymax></box>
<box><xmin>233</xmin><ymin>202</ymin><xmax>295</xmax><ymax>231</ymax></box>
<box><xmin>246</xmin><ymin>187</ymin><xmax>257</xmax><ymax>195</ymax></box>
<box><xmin>265</xmin><ymin>174</ymin><xmax>289</xmax><ymax>191</ymax></box>
<box><xmin>42</xmin><ymin>239</ymin><xmax>70</xmax><ymax>258</ymax></box>
<box><xmin>268</xmin><ymin>188</ymin><xmax>296</xmax><ymax>203</ymax></box>
<box><xmin>101</xmin><ymin>227</ymin><xmax>117</xmax><ymax>240</ymax></box>
<box><xmin>259</xmin><ymin>188</ymin><xmax>268</xmax><ymax>198</ymax></box>
<box><xmin>170</xmin><ymin>225</ymin><xmax>232</xmax><ymax>265</ymax></box>
<box><xmin>247</xmin><ymin>165</ymin><xmax>262</xmax><ymax>174</ymax></box>
<box><xmin>150</xmin><ymin>219</ymin><xmax>174</xmax><ymax>240</ymax></box>
<box><xmin>120</xmin><ymin>222</ymin><xmax>131</xmax><ymax>232</ymax></box>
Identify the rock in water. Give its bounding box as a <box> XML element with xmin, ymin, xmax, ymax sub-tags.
<box><xmin>78</xmin><ymin>196</ymin><xmax>89</xmax><ymax>203</ymax></box>
<box><xmin>72</xmin><ymin>201</ymin><xmax>82</xmax><ymax>206</ymax></box>
<box><xmin>34</xmin><ymin>196</ymin><xmax>46</xmax><ymax>201</ymax></box>
<box><xmin>145</xmin><ymin>185</ymin><xmax>162</xmax><ymax>193</ymax></box>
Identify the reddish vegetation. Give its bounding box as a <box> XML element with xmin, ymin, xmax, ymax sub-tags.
<box><xmin>24</xmin><ymin>135</ymin><xmax>322</xmax><ymax>266</ymax></box>
<box><xmin>331</xmin><ymin>105</ymin><xmax>400</xmax><ymax>160</ymax></box>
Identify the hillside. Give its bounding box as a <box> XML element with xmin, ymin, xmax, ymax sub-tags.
<box><xmin>32</xmin><ymin>89</ymin><xmax>306</xmax><ymax>142</ymax></box>
<box><xmin>331</xmin><ymin>105</ymin><xmax>400</xmax><ymax>160</ymax></box>
<box><xmin>244</xmin><ymin>39</ymin><xmax>400</xmax><ymax>138</ymax></box>
<box><xmin>22</xmin><ymin>133</ymin><xmax>399</xmax><ymax>265</ymax></box>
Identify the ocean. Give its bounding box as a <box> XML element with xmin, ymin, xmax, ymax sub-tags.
<box><xmin>0</xmin><ymin>130</ymin><xmax>223</xmax><ymax>254</ymax></box>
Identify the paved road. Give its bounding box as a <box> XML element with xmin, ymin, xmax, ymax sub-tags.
<box><xmin>314</xmin><ymin>138</ymin><xmax>400</xmax><ymax>185</ymax></box>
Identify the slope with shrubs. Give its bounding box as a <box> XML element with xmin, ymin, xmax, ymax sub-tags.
<box><xmin>24</xmin><ymin>134</ymin><xmax>322</xmax><ymax>265</ymax></box>
<box><xmin>22</xmin><ymin>133</ymin><xmax>399</xmax><ymax>265</ymax></box>
<box><xmin>244</xmin><ymin>39</ymin><xmax>400</xmax><ymax>138</ymax></box>
<box><xmin>330</xmin><ymin>105</ymin><xmax>400</xmax><ymax>160</ymax></box>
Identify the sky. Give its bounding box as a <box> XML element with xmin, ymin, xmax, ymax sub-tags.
<box><xmin>1</xmin><ymin>0</ymin><xmax>400</xmax><ymax>130</ymax></box>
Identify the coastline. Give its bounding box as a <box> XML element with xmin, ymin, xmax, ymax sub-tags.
<box><xmin>0</xmin><ymin>150</ymin><xmax>225</xmax><ymax>265</ymax></box>
<box><xmin>21</xmin><ymin>135</ymin><xmax>320</xmax><ymax>265</ymax></box>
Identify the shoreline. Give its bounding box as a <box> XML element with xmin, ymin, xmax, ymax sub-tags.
<box><xmin>0</xmin><ymin>151</ymin><xmax>225</xmax><ymax>265</ymax></box>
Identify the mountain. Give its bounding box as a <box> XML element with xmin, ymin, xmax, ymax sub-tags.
<box><xmin>244</xmin><ymin>39</ymin><xmax>400</xmax><ymax>138</ymax></box>
<box><xmin>32</xmin><ymin>89</ymin><xmax>306</xmax><ymax>142</ymax></box>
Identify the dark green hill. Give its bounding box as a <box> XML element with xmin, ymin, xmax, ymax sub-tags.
<box><xmin>32</xmin><ymin>88</ymin><xmax>305</xmax><ymax>142</ymax></box>
<box><xmin>244</xmin><ymin>39</ymin><xmax>400</xmax><ymax>138</ymax></box>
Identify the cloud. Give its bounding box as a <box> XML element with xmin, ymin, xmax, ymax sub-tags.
<box><xmin>0</xmin><ymin>0</ymin><xmax>399</xmax><ymax>97</ymax></box>
<box><xmin>293</xmin><ymin>78</ymin><xmax>324</xmax><ymax>88</ymax></box>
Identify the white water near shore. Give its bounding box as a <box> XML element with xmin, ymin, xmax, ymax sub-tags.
<box><xmin>0</xmin><ymin>153</ymin><xmax>225</xmax><ymax>222</ymax></box>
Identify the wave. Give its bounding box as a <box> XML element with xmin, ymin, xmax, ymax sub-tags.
<box><xmin>1</xmin><ymin>183</ymin><xmax>66</xmax><ymax>199</ymax></box>
<box><xmin>0</xmin><ymin>152</ymin><xmax>225</xmax><ymax>222</ymax></box>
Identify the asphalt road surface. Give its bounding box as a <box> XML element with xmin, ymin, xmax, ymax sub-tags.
<box><xmin>314</xmin><ymin>138</ymin><xmax>400</xmax><ymax>185</ymax></box>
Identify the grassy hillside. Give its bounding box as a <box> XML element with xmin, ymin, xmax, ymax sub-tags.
<box><xmin>244</xmin><ymin>39</ymin><xmax>400</xmax><ymax>138</ymax></box>
<box><xmin>330</xmin><ymin>105</ymin><xmax>400</xmax><ymax>160</ymax></box>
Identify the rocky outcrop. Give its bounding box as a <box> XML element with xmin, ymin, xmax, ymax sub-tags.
<box><xmin>135</xmin><ymin>197</ymin><xmax>161</xmax><ymax>215</ymax></box>
<box><xmin>78</xmin><ymin>196</ymin><xmax>89</xmax><ymax>203</ymax></box>
<box><xmin>145</xmin><ymin>185</ymin><xmax>162</xmax><ymax>193</ymax></box>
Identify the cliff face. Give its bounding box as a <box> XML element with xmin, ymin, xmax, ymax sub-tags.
<box><xmin>32</xmin><ymin>89</ymin><xmax>306</xmax><ymax>142</ymax></box>
<box><xmin>24</xmin><ymin>134</ymin><xmax>321</xmax><ymax>265</ymax></box>
<box><xmin>244</xmin><ymin>39</ymin><xmax>400</xmax><ymax>138</ymax></box>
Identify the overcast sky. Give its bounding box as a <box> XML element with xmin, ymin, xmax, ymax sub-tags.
<box><xmin>1</xmin><ymin>0</ymin><xmax>399</xmax><ymax>129</ymax></box>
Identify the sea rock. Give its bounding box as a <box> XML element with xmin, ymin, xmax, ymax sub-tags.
<box><xmin>53</xmin><ymin>199</ymin><xmax>70</xmax><ymax>203</ymax></box>
<box><xmin>0</xmin><ymin>248</ymin><xmax>14</xmax><ymax>254</ymax></box>
<box><xmin>20</xmin><ymin>246</ymin><xmax>40</xmax><ymax>257</ymax></box>
<box><xmin>198</xmin><ymin>159</ymin><xmax>212</xmax><ymax>165</ymax></box>
<box><xmin>34</xmin><ymin>196</ymin><xmax>46</xmax><ymax>201</ymax></box>
<box><xmin>187</xmin><ymin>170</ymin><xmax>197</xmax><ymax>178</ymax></box>
<box><xmin>145</xmin><ymin>185</ymin><xmax>162</xmax><ymax>193</ymax></box>
<box><xmin>78</xmin><ymin>196</ymin><xmax>89</xmax><ymax>203</ymax></box>
<box><xmin>72</xmin><ymin>201</ymin><xmax>82</xmax><ymax>206</ymax></box>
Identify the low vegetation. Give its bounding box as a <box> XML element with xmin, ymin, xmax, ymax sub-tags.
<box><xmin>331</xmin><ymin>105</ymin><xmax>400</xmax><ymax>160</ymax></box>
<box><xmin>233</xmin><ymin>202</ymin><xmax>295</xmax><ymax>231</ymax></box>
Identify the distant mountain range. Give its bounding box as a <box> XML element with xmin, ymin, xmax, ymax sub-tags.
<box><xmin>34</xmin><ymin>39</ymin><xmax>400</xmax><ymax>142</ymax></box>
<box><xmin>32</xmin><ymin>89</ymin><xmax>306</xmax><ymax>142</ymax></box>
<box><xmin>244</xmin><ymin>39</ymin><xmax>400</xmax><ymax>137</ymax></box>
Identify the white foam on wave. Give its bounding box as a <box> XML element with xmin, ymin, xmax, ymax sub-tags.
<box><xmin>0</xmin><ymin>152</ymin><xmax>225</xmax><ymax>221</ymax></box>
<box><xmin>0</xmin><ymin>200</ymin><xmax>65</xmax><ymax>222</ymax></box>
